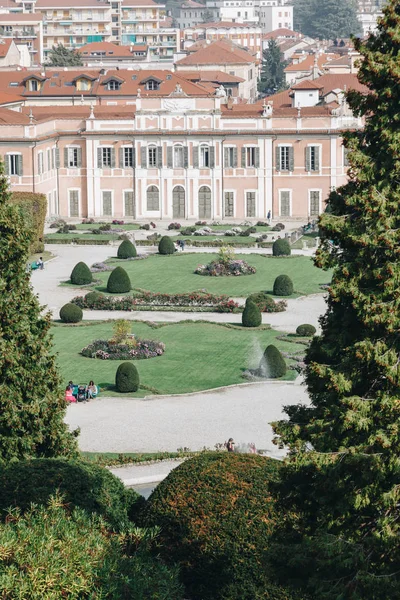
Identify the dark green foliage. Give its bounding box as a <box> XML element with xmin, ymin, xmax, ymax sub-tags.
<box><xmin>242</xmin><ymin>299</ymin><xmax>262</xmax><ymax>327</ymax></box>
<box><xmin>273</xmin><ymin>274</ymin><xmax>294</xmax><ymax>296</ymax></box>
<box><xmin>258</xmin><ymin>39</ymin><xmax>288</xmax><ymax>95</ymax></box>
<box><xmin>0</xmin><ymin>498</ymin><xmax>183</xmax><ymax>599</ymax></box>
<box><xmin>272</xmin><ymin>5</ymin><xmax>400</xmax><ymax>598</ymax></box>
<box><xmin>107</xmin><ymin>266</ymin><xmax>131</xmax><ymax>293</ymax></box>
<box><xmin>0</xmin><ymin>459</ymin><xmax>141</xmax><ymax>530</ymax></box>
<box><xmin>272</xmin><ymin>238</ymin><xmax>291</xmax><ymax>256</ymax></box>
<box><xmin>47</xmin><ymin>43</ymin><xmax>83</xmax><ymax>66</ymax></box>
<box><xmin>296</xmin><ymin>324</ymin><xmax>316</xmax><ymax>337</ymax></box>
<box><xmin>158</xmin><ymin>235</ymin><xmax>176</xmax><ymax>255</ymax></box>
<box><xmin>293</xmin><ymin>0</ymin><xmax>361</xmax><ymax>39</ymax></box>
<box><xmin>0</xmin><ymin>160</ymin><xmax>77</xmax><ymax>462</ymax></box>
<box><xmin>84</xmin><ymin>291</ymin><xmax>102</xmax><ymax>305</ymax></box>
<box><xmin>248</xmin><ymin>291</ymin><xmax>280</xmax><ymax>312</ymax></box>
<box><xmin>70</xmin><ymin>261</ymin><xmax>92</xmax><ymax>285</ymax></box>
<box><xmin>259</xmin><ymin>344</ymin><xmax>287</xmax><ymax>378</ymax></box>
<box><xmin>59</xmin><ymin>302</ymin><xmax>82</xmax><ymax>323</ymax></box>
<box><xmin>10</xmin><ymin>192</ymin><xmax>46</xmax><ymax>253</ymax></box>
<box><xmin>118</xmin><ymin>239</ymin><xmax>137</xmax><ymax>259</ymax></box>
<box><xmin>116</xmin><ymin>362</ymin><xmax>139</xmax><ymax>392</ymax></box>
<box><xmin>143</xmin><ymin>453</ymin><xmax>304</xmax><ymax>600</ymax></box>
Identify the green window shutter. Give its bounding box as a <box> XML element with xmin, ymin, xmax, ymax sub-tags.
<box><xmin>119</xmin><ymin>147</ymin><xmax>124</xmax><ymax>168</ymax></box>
<box><xmin>314</xmin><ymin>146</ymin><xmax>320</xmax><ymax>171</ymax></box>
<box><xmin>17</xmin><ymin>155</ymin><xmax>23</xmax><ymax>176</ymax></box>
<box><xmin>64</xmin><ymin>147</ymin><xmax>69</xmax><ymax>168</ymax></box>
<box><xmin>111</xmin><ymin>148</ymin><xmax>116</xmax><ymax>169</ymax></box>
<box><xmin>124</xmin><ymin>191</ymin><xmax>134</xmax><ymax>217</ymax></box>
<box><xmin>255</xmin><ymin>147</ymin><xmax>260</xmax><ymax>168</ymax></box>
<box><xmin>183</xmin><ymin>146</ymin><xmax>189</xmax><ymax>168</ymax></box>
<box><xmin>224</xmin><ymin>147</ymin><xmax>229</xmax><ymax>168</ymax></box>
<box><xmin>343</xmin><ymin>147</ymin><xmax>349</xmax><ymax>166</ymax></box>
<box><xmin>157</xmin><ymin>146</ymin><xmax>163</xmax><ymax>168</ymax></box>
<box><xmin>275</xmin><ymin>146</ymin><xmax>280</xmax><ymax>171</ymax></box>
<box><xmin>289</xmin><ymin>147</ymin><xmax>294</xmax><ymax>171</ymax></box>
<box><xmin>102</xmin><ymin>191</ymin><xmax>112</xmax><ymax>215</ymax></box>
<box><xmin>141</xmin><ymin>146</ymin><xmax>147</xmax><ymax>168</ymax></box>
<box><xmin>280</xmin><ymin>191</ymin><xmax>290</xmax><ymax>216</ymax></box>
<box><xmin>233</xmin><ymin>147</ymin><xmax>237</xmax><ymax>168</ymax></box>
<box><xmin>97</xmin><ymin>147</ymin><xmax>102</xmax><ymax>168</ymax></box>
<box><xmin>77</xmin><ymin>148</ymin><xmax>82</xmax><ymax>168</ymax></box>
<box><xmin>193</xmin><ymin>146</ymin><xmax>199</xmax><ymax>168</ymax></box>
<box><xmin>241</xmin><ymin>147</ymin><xmax>246</xmax><ymax>168</ymax></box>
<box><xmin>4</xmin><ymin>156</ymin><xmax>9</xmax><ymax>175</ymax></box>
<box><xmin>209</xmin><ymin>146</ymin><xmax>215</xmax><ymax>168</ymax></box>
<box><xmin>132</xmin><ymin>148</ymin><xmax>136</xmax><ymax>168</ymax></box>
<box><xmin>167</xmin><ymin>146</ymin><xmax>173</xmax><ymax>168</ymax></box>
<box><xmin>55</xmin><ymin>148</ymin><xmax>60</xmax><ymax>169</ymax></box>
<box><xmin>305</xmin><ymin>147</ymin><xmax>310</xmax><ymax>171</ymax></box>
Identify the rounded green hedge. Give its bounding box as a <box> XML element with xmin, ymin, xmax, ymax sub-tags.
<box><xmin>116</xmin><ymin>362</ymin><xmax>139</xmax><ymax>393</ymax></box>
<box><xmin>248</xmin><ymin>292</ymin><xmax>277</xmax><ymax>313</ymax></box>
<box><xmin>296</xmin><ymin>323</ymin><xmax>316</xmax><ymax>337</ymax></box>
<box><xmin>158</xmin><ymin>236</ymin><xmax>176</xmax><ymax>255</ymax></box>
<box><xmin>0</xmin><ymin>459</ymin><xmax>141</xmax><ymax>530</ymax></box>
<box><xmin>273</xmin><ymin>274</ymin><xmax>294</xmax><ymax>296</ymax></box>
<box><xmin>272</xmin><ymin>239</ymin><xmax>291</xmax><ymax>256</ymax></box>
<box><xmin>117</xmin><ymin>239</ymin><xmax>137</xmax><ymax>259</ymax></box>
<box><xmin>84</xmin><ymin>291</ymin><xmax>102</xmax><ymax>305</ymax></box>
<box><xmin>242</xmin><ymin>299</ymin><xmax>262</xmax><ymax>327</ymax></box>
<box><xmin>142</xmin><ymin>453</ymin><xmax>302</xmax><ymax>600</ymax></box>
<box><xmin>59</xmin><ymin>302</ymin><xmax>83</xmax><ymax>323</ymax></box>
<box><xmin>70</xmin><ymin>261</ymin><xmax>93</xmax><ymax>285</ymax></box>
<box><xmin>107</xmin><ymin>267</ymin><xmax>131</xmax><ymax>293</ymax></box>
<box><xmin>259</xmin><ymin>344</ymin><xmax>287</xmax><ymax>378</ymax></box>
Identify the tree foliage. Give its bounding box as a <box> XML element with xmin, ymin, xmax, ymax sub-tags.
<box><xmin>258</xmin><ymin>40</ymin><xmax>288</xmax><ymax>96</ymax></box>
<box><xmin>271</xmin><ymin>3</ymin><xmax>400</xmax><ymax>598</ymax></box>
<box><xmin>293</xmin><ymin>0</ymin><xmax>362</xmax><ymax>40</ymax></box>
<box><xmin>47</xmin><ymin>44</ymin><xmax>83</xmax><ymax>66</ymax></box>
<box><xmin>0</xmin><ymin>161</ymin><xmax>78</xmax><ymax>463</ymax></box>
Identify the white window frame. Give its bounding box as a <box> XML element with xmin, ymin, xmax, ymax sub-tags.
<box><xmin>308</xmin><ymin>189</ymin><xmax>322</xmax><ymax>217</ymax></box>
<box><xmin>67</xmin><ymin>146</ymin><xmax>79</xmax><ymax>168</ymax></box>
<box><xmin>245</xmin><ymin>146</ymin><xmax>256</xmax><ymax>168</ymax></box>
<box><xmin>7</xmin><ymin>153</ymin><xmax>22</xmax><ymax>176</ymax></box>
<box><xmin>245</xmin><ymin>189</ymin><xmax>257</xmax><ymax>218</ymax></box>
<box><xmin>29</xmin><ymin>79</ymin><xmax>39</xmax><ymax>91</ymax></box>
<box><xmin>225</xmin><ymin>146</ymin><xmax>235</xmax><ymax>168</ymax></box>
<box><xmin>224</xmin><ymin>189</ymin><xmax>236</xmax><ymax>218</ymax></box>
<box><xmin>68</xmin><ymin>188</ymin><xmax>80</xmax><ymax>218</ymax></box>
<box><xmin>38</xmin><ymin>151</ymin><xmax>44</xmax><ymax>175</ymax></box>
<box><xmin>200</xmin><ymin>144</ymin><xmax>210</xmax><ymax>168</ymax></box>
<box><xmin>123</xmin><ymin>146</ymin><xmax>133</xmax><ymax>168</ymax></box>
<box><xmin>278</xmin><ymin>144</ymin><xmax>291</xmax><ymax>171</ymax></box>
<box><xmin>307</xmin><ymin>143</ymin><xmax>322</xmax><ymax>173</ymax></box>
<box><xmin>101</xmin><ymin>189</ymin><xmax>114</xmax><ymax>216</ymax></box>
<box><xmin>278</xmin><ymin>188</ymin><xmax>292</xmax><ymax>217</ymax></box>
<box><xmin>148</xmin><ymin>145</ymin><xmax>157</xmax><ymax>168</ymax></box>
<box><xmin>173</xmin><ymin>144</ymin><xmax>184</xmax><ymax>168</ymax></box>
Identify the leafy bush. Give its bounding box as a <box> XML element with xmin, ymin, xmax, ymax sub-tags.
<box><xmin>159</xmin><ymin>236</ymin><xmax>176</xmax><ymax>255</ymax></box>
<box><xmin>139</xmin><ymin>223</ymin><xmax>150</xmax><ymax>230</ymax></box>
<box><xmin>117</xmin><ymin>239</ymin><xmax>137</xmax><ymax>259</ymax></box>
<box><xmin>273</xmin><ymin>274</ymin><xmax>294</xmax><ymax>296</ymax></box>
<box><xmin>0</xmin><ymin>498</ymin><xmax>183</xmax><ymax>600</ymax></box>
<box><xmin>272</xmin><ymin>239</ymin><xmax>291</xmax><ymax>256</ymax></box>
<box><xmin>107</xmin><ymin>266</ymin><xmax>131</xmax><ymax>293</ymax></box>
<box><xmin>143</xmin><ymin>453</ymin><xmax>302</xmax><ymax>600</ymax></box>
<box><xmin>167</xmin><ymin>222</ymin><xmax>181</xmax><ymax>230</ymax></box>
<box><xmin>99</xmin><ymin>223</ymin><xmax>112</xmax><ymax>231</ymax></box>
<box><xmin>0</xmin><ymin>459</ymin><xmax>141</xmax><ymax>530</ymax></box>
<box><xmin>81</xmin><ymin>338</ymin><xmax>165</xmax><ymax>360</ymax></box>
<box><xmin>50</xmin><ymin>218</ymin><xmax>66</xmax><ymax>229</ymax></box>
<box><xmin>59</xmin><ymin>302</ymin><xmax>82</xmax><ymax>323</ymax></box>
<box><xmin>70</xmin><ymin>261</ymin><xmax>93</xmax><ymax>285</ymax></box>
<box><xmin>116</xmin><ymin>362</ymin><xmax>140</xmax><ymax>393</ymax></box>
<box><xmin>112</xmin><ymin>219</ymin><xmax>124</xmax><ymax>225</ymax></box>
<box><xmin>296</xmin><ymin>323</ymin><xmax>316</xmax><ymax>337</ymax></box>
<box><xmin>259</xmin><ymin>344</ymin><xmax>287</xmax><ymax>378</ymax></box>
<box><xmin>195</xmin><ymin>220</ymin><xmax>207</xmax><ymax>226</ymax></box>
<box><xmin>257</xmin><ymin>220</ymin><xmax>269</xmax><ymax>226</ymax></box>
<box><xmin>84</xmin><ymin>291</ymin><xmax>102</xmax><ymax>304</ymax></box>
<box><xmin>242</xmin><ymin>299</ymin><xmax>262</xmax><ymax>327</ymax></box>
<box><xmin>247</xmin><ymin>292</ymin><xmax>287</xmax><ymax>313</ymax></box>
<box><xmin>57</xmin><ymin>224</ymin><xmax>70</xmax><ymax>234</ymax></box>
<box><xmin>10</xmin><ymin>192</ymin><xmax>46</xmax><ymax>253</ymax></box>
<box><xmin>82</xmin><ymin>218</ymin><xmax>95</xmax><ymax>224</ymax></box>
<box><xmin>180</xmin><ymin>227</ymin><xmax>196</xmax><ymax>236</ymax></box>
<box><xmin>275</xmin><ymin>222</ymin><xmax>285</xmax><ymax>230</ymax></box>
<box><xmin>147</xmin><ymin>233</ymin><xmax>161</xmax><ymax>242</ymax></box>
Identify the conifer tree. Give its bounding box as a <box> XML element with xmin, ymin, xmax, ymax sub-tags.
<box><xmin>271</xmin><ymin>3</ymin><xmax>400</xmax><ymax>598</ymax></box>
<box><xmin>258</xmin><ymin>40</ymin><xmax>287</xmax><ymax>96</ymax></box>
<box><xmin>0</xmin><ymin>161</ymin><xmax>78</xmax><ymax>462</ymax></box>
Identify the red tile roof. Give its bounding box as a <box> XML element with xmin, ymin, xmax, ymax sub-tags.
<box><xmin>179</xmin><ymin>70</ymin><xmax>244</xmax><ymax>83</ymax></box>
<box><xmin>0</xmin><ymin>107</ymin><xmax>30</xmax><ymax>124</ymax></box>
<box><xmin>263</xmin><ymin>28</ymin><xmax>301</xmax><ymax>39</ymax></box>
<box><xmin>0</xmin><ymin>13</ymin><xmax>43</xmax><ymax>22</ymax></box>
<box><xmin>291</xmin><ymin>79</ymin><xmax>323</xmax><ymax>90</ymax></box>
<box><xmin>200</xmin><ymin>21</ymin><xmax>260</xmax><ymax>29</ymax></box>
<box><xmin>176</xmin><ymin>40</ymin><xmax>257</xmax><ymax>66</ymax></box>
<box><xmin>0</xmin><ymin>38</ymin><xmax>13</xmax><ymax>58</ymax></box>
<box><xmin>36</xmin><ymin>0</ymin><xmax>109</xmax><ymax>6</ymax></box>
<box><xmin>78</xmin><ymin>42</ymin><xmax>134</xmax><ymax>57</ymax></box>
<box><xmin>0</xmin><ymin>90</ymin><xmax>23</xmax><ymax>105</ymax></box>
<box><xmin>284</xmin><ymin>53</ymin><xmax>340</xmax><ymax>72</ymax></box>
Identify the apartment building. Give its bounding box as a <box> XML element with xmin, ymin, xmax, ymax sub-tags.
<box><xmin>0</xmin><ymin>73</ymin><xmax>365</xmax><ymax>221</ymax></box>
<box><xmin>183</xmin><ymin>21</ymin><xmax>262</xmax><ymax>59</ymax></box>
<box><xmin>178</xmin><ymin>0</ymin><xmax>206</xmax><ymax>29</ymax></box>
<box><xmin>0</xmin><ymin>13</ymin><xmax>44</xmax><ymax>64</ymax></box>
<box><xmin>257</xmin><ymin>0</ymin><xmax>293</xmax><ymax>32</ymax></box>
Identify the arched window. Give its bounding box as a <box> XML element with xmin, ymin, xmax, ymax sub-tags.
<box><xmin>198</xmin><ymin>186</ymin><xmax>211</xmax><ymax>219</ymax></box>
<box><xmin>147</xmin><ymin>185</ymin><xmax>159</xmax><ymax>211</ymax></box>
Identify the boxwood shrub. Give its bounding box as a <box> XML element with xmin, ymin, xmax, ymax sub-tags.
<box><xmin>296</xmin><ymin>323</ymin><xmax>316</xmax><ymax>337</ymax></box>
<box><xmin>259</xmin><ymin>344</ymin><xmax>287</xmax><ymax>378</ymax></box>
<box><xmin>159</xmin><ymin>236</ymin><xmax>176</xmax><ymax>255</ymax></box>
<box><xmin>59</xmin><ymin>302</ymin><xmax>83</xmax><ymax>323</ymax></box>
<box><xmin>142</xmin><ymin>453</ymin><xmax>303</xmax><ymax>600</ymax></box>
<box><xmin>242</xmin><ymin>299</ymin><xmax>262</xmax><ymax>327</ymax></box>
<box><xmin>117</xmin><ymin>239</ymin><xmax>137</xmax><ymax>259</ymax></box>
<box><xmin>107</xmin><ymin>266</ymin><xmax>131</xmax><ymax>293</ymax></box>
<box><xmin>70</xmin><ymin>261</ymin><xmax>93</xmax><ymax>285</ymax></box>
<box><xmin>115</xmin><ymin>362</ymin><xmax>139</xmax><ymax>392</ymax></box>
<box><xmin>272</xmin><ymin>239</ymin><xmax>291</xmax><ymax>256</ymax></box>
<box><xmin>273</xmin><ymin>274</ymin><xmax>294</xmax><ymax>296</ymax></box>
<box><xmin>247</xmin><ymin>291</ymin><xmax>286</xmax><ymax>313</ymax></box>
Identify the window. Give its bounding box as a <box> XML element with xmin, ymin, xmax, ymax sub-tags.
<box><xmin>224</xmin><ymin>147</ymin><xmax>237</xmax><ymax>168</ymax></box>
<box><xmin>98</xmin><ymin>146</ymin><xmax>114</xmax><ymax>168</ymax></box>
<box><xmin>309</xmin><ymin>191</ymin><xmax>320</xmax><ymax>216</ymax></box>
<box><xmin>146</xmin><ymin>79</ymin><xmax>159</xmax><ymax>91</ymax></box>
<box><xmin>7</xmin><ymin>154</ymin><xmax>23</xmax><ymax>176</ymax></box>
<box><xmin>343</xmin><ymin>146</ymin><xmax>349</xmax><ymax>167</ymax></box>
<box><xmin>112</xmin><ymin>28</ymin><xmax>119</xmax><ymax>36</ymax></box>
<box><xmin>246</xmin><ymin>147</ymin><xmax>256</xmax><ymax>167</ymax></box>
<box><xmin>124</xmin><ymin>190</ymin><xmax>135</xmax><ymax>217</ymax></box>
<box><xmin>77</xmin><ymin>78</ymin><xmax>91</xmax><ymax>91</ymax></box>
<box><xmin>69</xmin><ymin>189</ymin><xmax>79</xmax><ymax>217</ymax></box>
<box><xmin>248</xmin><ymin>69</ymin><xmax>253</xmax><ymax>81</ymax></box>
<box><xmin>147</xmin><ymin>185</ymin><xmax>159</xmax><ymax>210</ymax></box>
<box><xmin>112</xmin><ymin>15</ymin><xmax>118</xmax><ymax>21</ymax></box>
<box><xmin>123</xmin><ymin>147</ymin><xmax>133</xmax><ymax>168</ymax></box>
<box><xmin>198</xmin><ymin>186</ymin><xmax>211</xmax><ymax>219</ymax></box>
<box><xmin>246</xmin><ymin>192</ymin><xmax>256</xmax><ymax>217</ymax></box>
<box><xmin>277</xmin><ymin>146</ymin><xmax>293</xmax><ymax>171</ymax></box>
<box><xmin>107</xmin><ymin>80</ymin><xmax>120</xmax><ymax>90</ymax></box>
<box><xmin>279</xmin><ymin>190</ymin><xmax>291</xmax><ymax>216</ymax></box>
<box><xmin>173</xmin><ymin>145</ymin><xmax>184</xmax><ymax>168</ymax></box>
<box><xmin>224</xmin><ymin>191</ymin><xmax>234</xmax><ymax>217</ymax></box>
<box><xmin>102</xmin><ymin>191</ymin><xmax>112</xmax><ymax>216</ymax></box>
<box><xmin>148</xmin><ymin>146</ymin><xmax>157</xmax><ymax>167</ymax></box>
<box><xmin>47</xmin><ymin>149</ymin><xmax>51</xmax><ymax>171</ymax></box>
<box><xmin>306</xmin><ymin>146</ymin><xmax>320</xmax><ymax>172</ymax></box>
<box><xmin>38</xmin><ymin>152</ymin><xmax>44</xmax><ymax>175</ymax></box>
<box><xmin>52</xmin><ymin>147</ymin><xmax>60</xmax><ymax>170</ymax></box>
<box><xmin>29</xmin><ymin>79</ymin><xmax>39</xmax><ymax>91</ymax></box>
<box><xmin>66</xmin><ymin>147</ymin><xmax>79</xmax><ymax>168</ymax></box>
<box><xmin>200</xmin><ymin>145</ymin><xmax>210</xmax><ymax>168</ymax></box>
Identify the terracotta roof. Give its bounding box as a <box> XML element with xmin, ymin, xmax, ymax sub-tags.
<box><xmin>284</xmin><ymin>53</ymin><xmax>340</xmax><ymax>72</ymax></box>
<box><xmin>122</xmin><ymin>0</ymin><xmax>159</xmax><ymax>6</ymax></box>
<box><xmin>314</xmin><ymin>73</ymin><xmax>367</xmax><ymax>96</ymax></box>
<box><xmin>323</xmin><ymin>55</ymin><xmax>351</xmax><ymax>67</ymax></box>
<box><xmin>0</xmin><ymin>38</ymin><xmax>13</xmax><ymax>58</ymax></box>
<box><xmin>179</xmin><ymin>70</ymin><xmax>244</xmax><ymax>83</ymax></box>
<box><xmin>0</xmin><ymin>107</ymin><xmax>30</xmax><ymax>124</ymax></box>
<box><xmin>21</xmin><ymin>105</ymin><xmax>135</xmax><ymax>122</ymax></box>
<box><xmin>221</xmin><ymin>103</ymin><xmax>335</xmax><ymax>118</ymax></box>
<box><xmin>78</xmin><ymin>42</ymin><xmax>134</xmax><ymax>57</ymax></box>
<box><xmin>0</xmin><ymin>90</ymin><xmax>23</xmax><ymax>105</ymax></box>
<box><xmin>36</xmin><ymin>0</ymin><xmax>109</xmax><ymax>6</ymax></box>
<box><xmin>131</xmin><ymin>45</ymin><xmax>148</xmax><ymax>52</ymax></box>
<box><xmin>181</xmin><ymin>0</ymin><xmax>205</xmax><ymax>7</ymax></box>
<box><xmin>291</xmin><ymin>79</ymin><xmax>323</xmax><ymax>90</ymax></box>
<box><xmin>263</xmin><ymin>28</ymin><xmax>301</xmax><ymax>39</ymax></box>
<box><xmin>0</xmin><ymin>13</ymin><xmax>43</xmax><ymax>22</ymax></box>
<box><xmin>200</xmin><ymin>21</ymin><xmax>259</xmax><ymax>29</ymax></box>
<box><xmin>176</xmin><ymin>40</ymin><xmax>256</xmax><ymax>66</ymax></box>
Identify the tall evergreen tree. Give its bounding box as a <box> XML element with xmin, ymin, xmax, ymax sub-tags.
<box><xmin>0</xmin><ymin>161</ymin><xmax>78</xmax><ymax>462</ymax></box>
<box><xmin>258</xmin><ymin>40</ymin><xmax>287</xmax><ymax>96</ymax></box>
<box><xmin>294</xmin><ymin>0</ymin><xmax>362</xmax><ymax>40</ymax></box>
<box><xmin>271</xmin><ymin>2</ymin><xmax>400</xmax><ymax>598</ymax></box>
<box><xmin>47</xmin><ymin>44</ymin><xmax>83</xmax><ymax>67</ymax></box>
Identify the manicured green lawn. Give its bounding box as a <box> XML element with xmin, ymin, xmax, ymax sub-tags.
<box><xmin>46</xmin><ymin>233</ymin><xmax>119</xmax><ymax>241</ymax></box>
<box><xmin>291</xmin><ymin>233</ymin><xmax>319</xmax><ymax>249</ymax></box>
<box><xmin>170</xmin><ymin>235</ymin><xmax>257</xmax><ymax>245</ymax></box>
<box><xmin>74</xmin><ymin>223</ymin><xmax>140</xmax><ymax>231</ymax></box>
<box><xmin>85</xmin><ymin>253</ymin><xmax>331</xmax><ymax>297</ymax></box>
<box><xmin>194</xmin><ymin>225</ymin><xmax>271</xmax><ymax>232</ymax></box>
<box><xmin>52</xmin><ymin>320</ymin><xmax>298</xmax><ymax>397</ymax></box>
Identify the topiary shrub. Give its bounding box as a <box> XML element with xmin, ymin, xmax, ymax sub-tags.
<box><xmin>259</xmin><ymin>344</ymin><xmax>287</xmax><ymax>378</ymax></box>
<box><xmin>242</xmin><ymin>299</ymin><xmax>262</xmax><ymax>327</ymax></box>
<box><xmin>273</xmin><ymin>274</ymin><xmax>294</xmax><ymax>296</ymax></box>
<box><xmin>142</xmin><ymin>453</ymin><xmax>303</xmax><ymax>600</ymax></box>
<box><xmin>158</xmin><ymin>236</ymin><xmax>176</xmax><ymax>255</ymax></box>
<box><xmin>115</xmin><ymin>362</ymin><xmax>139</xmax><ymax>392</ymax></box>
<box><xmin>107</xmin><ymin>267</ymin><xmax>131</xmax><ymax>293</ymax></box>
<box><xmin>0</xmin><ymin>459</ymin><xmax>141</xmax><ymax>530</ymax></box>
<box><xmin>247</xmin><ymin>291</ymin><xmax>283</xmax><ymax>313</ymax></box>
<box><xmin>117</xmin><ymin>239</ymin><xmax>137</xmax><ymax>259</ymax></box>
<box><xmin>84</xmin><ymin>291</ymin><xmax>102</xmax><ymax>305</ymax></box>
<box><xmin>296</xmin><ymin>323</ymin><xmax>316</xmax><ymax>337</ymax></box>
<box><xmin>272</xmin><ymin>238</ymin><xmax>291</xmax><ymax>256</ymax></box>
<box><xmin>70</xmin><ymin>261</ymin><xmax>93</xmax><ymax>285</ymax></box>
<box><xmin>59</xmin><ymin>302</ymin><xmax>83</xmax><ymax>323</ymax></box>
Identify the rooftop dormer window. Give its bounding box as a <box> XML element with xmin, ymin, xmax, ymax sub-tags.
<box><xmin>107</xmin><ymin>80</ymin><xmax>120</xmax><ymax>90</ymax></box>
<box><xmin>146</xmin><ymin>79</ymin><xmax>159</xmax><ymax>91</ymax></box>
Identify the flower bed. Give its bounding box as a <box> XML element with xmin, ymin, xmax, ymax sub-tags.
<box><xmin>195</xmin><ymin>259</ymin><xmax>256</xmax><ymax>277</ymax></box>
<box><xmin>72</xmin><ymin>290</ymin><xmax>239</xmax><ymax>313</ymax></box>
<box><xmin>81</xmin><ymin>337</ymin><xmax>165</xmax><ymax>360</ymax></box>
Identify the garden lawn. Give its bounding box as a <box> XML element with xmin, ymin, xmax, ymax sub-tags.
<box><xmin>192</xmin><ymin>225</ymin><xmax>271</xmax><ymax>232</ymax></box>
<box><xmin>88</xmin><ymin>253</ymin><xmax>331</xmax><ymax>297</ymax></box>
<box><xmin>46</xmin><ymin>233</ymin><xmax>119</xmax><ymax>242</ymax></box>
<box><xmin>52</xmin><ymin>320</ymin><xmax>298</xmax><ymax>397</ymax></box>
<box><xmin>170</xmin><ymin>235</ymin><xmax>257</xmax><ymax>245</ymax></box>
<box><xmin>74</xmin><ymin>223</ymin><xmax>140</xmax><ymax>231</ymax></box>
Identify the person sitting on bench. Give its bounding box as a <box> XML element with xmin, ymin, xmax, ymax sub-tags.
<box><xmin>86</xmin><ymin>380</ymin><xmax>98</xmax><ymax>399</ymax></box>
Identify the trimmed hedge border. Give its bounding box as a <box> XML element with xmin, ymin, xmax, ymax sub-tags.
<box><xmin>45</xmin><ymin>237</ymin><xmax>111</xmax><ymax>245</ymax></box>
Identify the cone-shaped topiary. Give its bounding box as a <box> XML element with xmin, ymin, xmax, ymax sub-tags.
<box><xmin>117</xmin><ymin>239</ymin><xmax>137</xmax><ymax>259</ymax></box>
<box><xmin>59</xmin><ymin>303</ymin><xmax>82</xmax><ymax>323</ymax></box>
<box><xmin>272</xmin><ymin>238</ymin><xmax>291</xmax><ymax>256</ymax></box>
<box><xmin>273</xmin><ymin>274</ymin><xmax>294</xmax><ymax>296</ymax></box>
<box><xmin>296</xmin><ymin>324</ymin><xmax>316</xmax><ymax>337</ymax></box>
<box><xmin>115</xmin><ymin>362</ymin><xmax>139</xmax><ymax>393</ymax></box>
<box><xmin>107</xmin><ymin>267</ymin><xmax>131</xmax><ymax>293</ymax></box>
<box><xmin>242</xmin><ymin>299</ymin><xmax>262</xmax><ymax>327</ymax></box>
<box><xmin>70</xmin><ymin>261</ymin><xmax>92</xmax><ymax>285</ymax></box>
<box><xmin>158</xmin><ymin>236</ymin><xmax>176</xmax><ymax>255</ymax></box>
<box><xmin>259</xmin><ymin>344</ymin><xmax>286</xmax><ymax>378</ymax></box>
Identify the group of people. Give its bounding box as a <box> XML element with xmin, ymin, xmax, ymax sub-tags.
<box><xmin>65</xmin><ymin>380</ymin><xmax>98</xmax><ymax>403</ymax></box>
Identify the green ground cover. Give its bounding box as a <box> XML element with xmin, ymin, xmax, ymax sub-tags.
<box><xmin>74</xmin><ymin>223</ymin><xmax>140</xmax><ymax>231</ymax></box>
<box><xmin>52</xmin><ymin>320</ymin><xmax>297</xmax><ymax>397</ymax></box>
<box><xmin>193</xmin><ymin>225</ymin><xmax>271</xmax><ymax>232</ymax></box>
<box><xmin>82</xmin><ymin>253</ymin><xmax>330</xmax><ymax>297</ymax></box>
<box><xmin>170</xmin><ymin>235</ymin><xmax>257</xmax><ymax>245</ymax></box>
<box><xmin>46</xmin><ymin>233</ymin><xmax>119</xmax><ymax>242</ymax></box>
